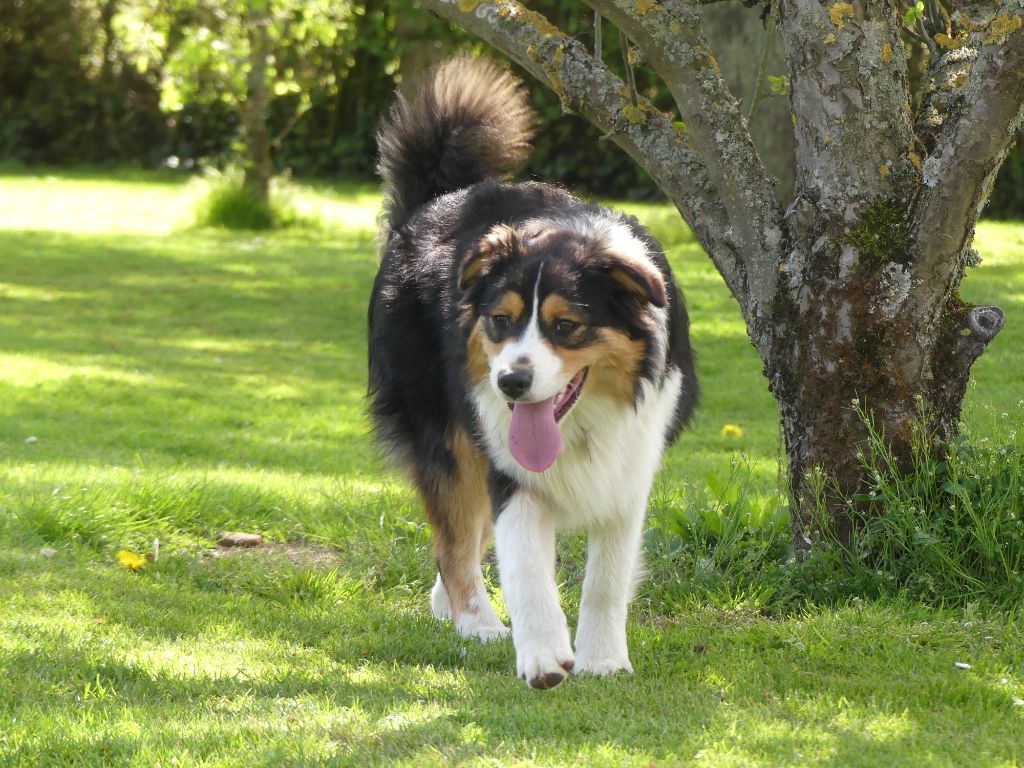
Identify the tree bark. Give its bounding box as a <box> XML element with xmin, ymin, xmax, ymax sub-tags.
<box><xmin>242</xmin><ymin>2</ymin><xmax>273</xmax><ymax>206</ymax></box>
<box><xmin>418</xmin><ymin>0</ymin><xmax>1022</xmax><ymax>551</ymax></box>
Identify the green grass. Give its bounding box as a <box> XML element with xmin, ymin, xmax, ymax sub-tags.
<box><xmin>1</xmin><ymin>169</ymin><xmax>1023</xmax><ymax>766</ymax></box>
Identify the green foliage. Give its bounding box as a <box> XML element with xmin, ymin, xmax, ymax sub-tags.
<box><xmin>3</xmin><ymin>0</ymin><xmax>1024</xmax><ymax>213</ymax></box>
<box><xmin>903</xmin><ymin>1</ymin><xmax>925</xmax><ymax>27</ymax></box>
<box><xmin>766</xmin><ymin>74</ymin><xmax>790</xmax><ymax>96</ymax></box>
<box><xmin>0</xmin><ymin>0</ymin><xmax>168</xmax><ymax>166</ymax></box>
<box><xmin>644</xmin><ymin>456</ymin><xmax>793</xmax><ymax>612</ymax></box>
<box><xmin>516</xmin><ymin>2</ymin><xmax>667</xmax><ymax>199</ymax></box>
<box><xmin>154</xmin><ymin>0</ymin><xmax>345</xmax><ymax>112</ymax></box>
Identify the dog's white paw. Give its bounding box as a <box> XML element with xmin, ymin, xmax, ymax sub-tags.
<box><xmin>430</xmin><ymin>574</ymin><xmax>452</xmax><ymax>620</ymax></box>
<box><xmin>433</xmin><ymin>576</ymin><xmax>509</xmax><ymax>641</ymax></box>
<box><xmin>455</xmin><ymin>611</ymin><xmax>510</xmax><ymax>642</ymax></box>
<box><xmin>517</xmin><ymin>649</ymin><xmax>575</xmax><ymax>689</ymax></box>
<box><xmin>515</xmin><ymin>631</ymin><xmax>575</xmax><ymax>689</ymax></box>
<box><xmin>574</xmin><ymin>617</ymin><xmax>632</xmax><ymax>677</ymax></box>
<box><xmin>573</xmin><ymin>654</ymin><xmax>633</xmax><ymax>677</ymax></box>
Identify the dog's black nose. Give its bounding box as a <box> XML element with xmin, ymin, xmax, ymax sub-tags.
<box><xmin>497</xmin><ymin>366</ymin><xmax>532</xmax><ymax>399</ymax></box>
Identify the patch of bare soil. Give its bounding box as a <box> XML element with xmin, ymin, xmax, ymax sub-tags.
<box><xmin>204</xmin><ymin>540</ymin><xmax>344</xmax><ymax>569</ymax></box>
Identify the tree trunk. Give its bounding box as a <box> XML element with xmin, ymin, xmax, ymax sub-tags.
<box><xmin>396</xmin><ymin>6</ymin><xmax>444</xmax><ymax>94</ymax></box>
<box><xmin>416</xmin><ymin>0</ymin><xmax>1023</xmax><ymax>550</ymax></box>
<box><xmin>242</xmin><ymin>3</ymin><xmax>273</xmax><ymax>206</ymax></box>
<box><xmin>762</xmin><ymin>238</ymin><xmax>1005</xmax><ymax>549</ymax></box>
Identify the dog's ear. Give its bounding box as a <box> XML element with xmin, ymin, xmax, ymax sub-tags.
<box><xmin>602</xmin><ymin>250</ymin><xmax>667</xmax><ymax>308</ymax></box>
<box><xmin>458</xmin><ymin>225</ymin><xmax>518</xmax><ymax>291</ymax></box>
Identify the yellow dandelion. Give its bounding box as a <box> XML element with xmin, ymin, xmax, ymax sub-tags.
<box><xmin>117</xmin><ymin>550</ymin><xmax>146</xmax><ymax>571</ymax></box>
<box><xmin>721</xmin><ymin>424</ymin><xmax>743</xmax><ymax>438</ymax></box>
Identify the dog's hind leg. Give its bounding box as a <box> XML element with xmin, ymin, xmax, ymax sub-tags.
<box><xmin>420</xmin><ymin>430</ymin><xmax>508</xmax><ymax>642</ymax></box>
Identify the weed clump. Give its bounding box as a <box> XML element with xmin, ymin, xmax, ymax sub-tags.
<box><xmin>801</xmin><ymin>404</ymin><xmax>1024</xmax><ymax>608</ymax></box>
<box><xmin>643</xmin><ymin>456</ymin><xmax>793</xmax><ymax>613</ymax></box>
<box><xmin>645</xmin><ymin>406</ymin><xmax>1024</xmax><ymax>614</ymax></box>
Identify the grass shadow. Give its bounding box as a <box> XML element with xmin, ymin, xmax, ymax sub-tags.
<box><xmin>3</xmin><ymin>550</ymin><xmax>1021</xmax><ymax>766</ymax></box>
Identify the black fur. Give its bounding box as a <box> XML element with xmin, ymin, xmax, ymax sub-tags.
<box><xmin>368</xmin><ymin>57</ymin><xmax>698</xmax><ymax>492</ymax></box>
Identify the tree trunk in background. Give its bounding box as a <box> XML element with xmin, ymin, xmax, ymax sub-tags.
<box><xmin>97</xmin><ymin>0</ymin><xmax>120</xmax><ymax>158</ymax></box>
<box><xmin>242</xmin><ymin>4</ymin><xmax>273</xmax><ymax>206</ymax></box>
<box><xmin>702</xmin><ymin>3</ymin><xmax>795</xmax><ymax>202</ymax></box>
<box><xmin>396</xmin><ymin>10</ymin><xmax>444</xmax><ymax>94</ymax></box>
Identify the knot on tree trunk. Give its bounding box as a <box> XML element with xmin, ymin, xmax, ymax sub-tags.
<box><xmin>929</xmin><ymin>304</ymin><xmax>1005</xmax><ymax>441</ymax></box>
<box><xmin>966</xmin><ymin>305</ymin><xmax>1005</xmax><ymax>342</ymax></box>
<box><xmin>952</xmin><ymin>304</ymin><xmax>1004</xmax><ymax>377</ymax></box>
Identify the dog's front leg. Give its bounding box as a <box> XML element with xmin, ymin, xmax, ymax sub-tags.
<box><xmin>573</xmin><ymin>509</ymin><xmax>644</xmax><ymax>676</ymax></box>
<box><xmin>494</xmin><ymin>490</ymin><xmax>574</xmax><ymax>689</ymax></box>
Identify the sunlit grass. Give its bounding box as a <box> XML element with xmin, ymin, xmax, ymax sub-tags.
<box><xmin>1</xmin><ymin>170</ymin><xmax>1022</xmax><ymax>766</ymax></box>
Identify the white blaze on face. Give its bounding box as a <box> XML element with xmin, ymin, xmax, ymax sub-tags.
<box><xmin>489</xmin><ymin>266</ymin><xmax>565</xmax><ymax>403</ymax></box>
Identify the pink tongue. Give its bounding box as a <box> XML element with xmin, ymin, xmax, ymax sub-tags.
<box><xmin>508</xmin><ymin>396</ymin><xmax>563</xmax><ymax>472</ymax></box>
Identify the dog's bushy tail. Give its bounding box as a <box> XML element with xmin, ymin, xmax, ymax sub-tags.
<box><xmin>377</xmin><ymin>56</ymin><xmax>534</xmax><ymax>231</ymax></box>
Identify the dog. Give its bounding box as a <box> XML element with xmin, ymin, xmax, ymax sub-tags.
<box><xmin>368</xmin><ymin>56</ymin><xmax>697</xmax><ymax>689</ymax></box>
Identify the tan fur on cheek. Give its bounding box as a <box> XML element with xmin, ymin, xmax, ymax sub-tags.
<box><xmin>466</xmin><ymin>319</ymin><xmax>504</xmax><ymax>385</ymax></box>
<box><xmin>555</xmin><ymin>329</ymin><xmax>645</xmax><ymax>405</ymax></box>
<box><xmin>466</xmin><ymin>322</ymin><xmax>488</xmax><ymax>384</ymax></box>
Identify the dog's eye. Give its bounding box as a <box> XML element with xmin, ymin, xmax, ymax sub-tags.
<box><xmin>555</xmin><ymin>319</ymin><xmax>580</xmax><ymax>335</ymax></box>
<box><xmin>491</xmin><ymin>313</ymin><xmax>511</xmax><ymax>331</ymax></box>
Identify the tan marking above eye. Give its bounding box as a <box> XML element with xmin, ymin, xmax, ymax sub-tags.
<box><xmin>493</xmin><ymin>291</ymin><xmax>526</xmax><ymax>322</ymax></box>
<box><xmin>540</xmin><ymin>294</ymin><xmax>585</xmax><ymax>329</ymax></box>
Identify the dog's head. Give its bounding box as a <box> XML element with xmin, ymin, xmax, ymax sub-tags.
<box><xmin>459</xmin><ymin>217</ymin><xmax>669</xmax><ymax>472</ymax></box>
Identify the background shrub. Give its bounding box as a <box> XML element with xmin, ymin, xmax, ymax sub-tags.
<box><xmin>193</xmin><ymin>170</ymin><xmax>313</xmax><ymax>230</ymax></box>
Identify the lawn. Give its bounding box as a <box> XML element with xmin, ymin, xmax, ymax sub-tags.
<box><xmin>1</xmin><ymin>169</ymin><xmax>1022</xmax><ymax>766</ymax></box>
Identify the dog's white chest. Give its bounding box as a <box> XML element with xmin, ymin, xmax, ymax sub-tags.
<box><xmin>474</xmin><ymin>368</ymin><xmax>683</xmax><ymax>527</ymax></box>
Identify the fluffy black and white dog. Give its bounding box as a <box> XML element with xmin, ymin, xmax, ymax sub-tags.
<box><xmin>368</xmin><ymin>57</ymin><xmax>697</xmax><ymax>689</ymax></box>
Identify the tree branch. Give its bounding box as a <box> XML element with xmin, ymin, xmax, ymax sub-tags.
<box><xmin>580</xmin><ymin>0</ymin><xmax>784</xmax><ymax>319</ymax></box>
<box><xmin>910</xmin><ymin>0</ymin><xmax>1024</xmax><ymax>319</ymax></box>
<box><xmin>417</xmin><ymin>0</ymin><xmax>763</xmax><ymax>328</ymax></box>
<box><xmin>747</xmin><ymin>6</ymin><xmax>778</xmax><ymax>123</ymax></box>
<box><xmin>272</xmin><ymin>100</ymin><xmax>312</xmax><ymax>148</ymax></box>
